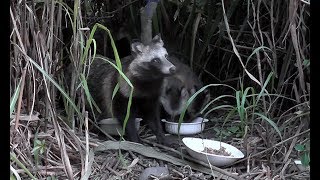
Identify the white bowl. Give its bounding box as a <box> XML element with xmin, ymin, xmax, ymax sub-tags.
<box><xmin>98</xmin><ymin>118</ymin><xmax>142</xmax><ymax>136</ymax></box>
<box><xmin>182</xmin><ymin>137</ymin><xmax>245</xmax><ymax>167</ymax></box>
<box><xmin>161</xmin><ymin>117</ymin><xmax>208</xmax><ymax>135</ymax></box>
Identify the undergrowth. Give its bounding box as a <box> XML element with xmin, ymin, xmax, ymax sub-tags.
<box><xmin>10</xmin><ymin>0</ymin><xmax>310</xmax><ymax>179</ymax></box>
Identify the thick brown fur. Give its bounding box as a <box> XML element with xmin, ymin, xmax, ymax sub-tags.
<box><xmin>160</xmin><ymin>55</ymin><xmax>210</xmax><ymax>122</ymax></box>
<box><xmin>87</xmin><ymin>35</ymin><xmax>176</xmax><ymax>145</ymax></box>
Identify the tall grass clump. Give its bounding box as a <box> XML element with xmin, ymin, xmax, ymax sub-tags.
<box><xmin>10</xmin><ymin>0</ymin><xmax>132</xmax><ymax>179</ymax></box>
<box><xmin>10</xmin><ymin>0</ymin><xmax>310</xmax><ymax>178</ymax></box>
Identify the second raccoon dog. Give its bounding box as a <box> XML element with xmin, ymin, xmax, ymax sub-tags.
<box><xmin>88</xmin><ymin>35</ymin><xmax>176</xmax><ymax>145</ymax></box>
<box><xmin>160</xmin><ymin>56</ymin><xmax>210</xmax><ymax>122</ymax></box>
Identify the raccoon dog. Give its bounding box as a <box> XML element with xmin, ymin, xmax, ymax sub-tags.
<box><xmin>87</xmin><ymin>35</ymin><xmax>176</xmax><ymax>144</ymax></box>
<box><xmin>160</xmin><ymin>56</ymin><xmax>210</xmax><ymax>122</ymax></box>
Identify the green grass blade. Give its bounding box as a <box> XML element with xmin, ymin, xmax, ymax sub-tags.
<box><xmin>10</xmin><ymin>79</ymin><xmax>22</xmax><ymax>116</ymax></box>
<box><xmin>85</xmin><ymin>23</ymin><xmax>131</xmax><ymax>139</ymax></box>
<box><xmin>245</xmin><ymin>46</ymin><xmax>273</xmax><ymax>66</ymax></box>
<box><xmin>245</xmin><ymin>93</ymin><xmax>297</xmax><ymax>103</ymax></box>
<box><xmin>222</xmin><ymin>107</ymin><xmax>237</xmax><ymax>126</ymax></box>
<box><xmin>241</xmin><ymin>87</ymin><xmax>253</xmax><ymax>108</ymax></box>
<box><xmin>80</xmin><ymin>24</ymin><xmax>110</xmax><ymax>67</ymax></box>
<box><xmin>121</xmin><ymin>90</ymin><xmax>133</xmax><ymax>137</ymax></box>
<box><xmin>256</xmin><ymin>72</ymin><xmax>273</xmax><ymax>103</ymax></box>
<box><xmin>109</xmin><ymin>83</ymin><xmax>120</xmax><ymax>120</ymax></box>
<box><xmin>72</xmin><ymin>0</ymin><xmax>79</xmax><ymax>35</ymax></box>
<box><xmin>178</xmin><ymin>83</ymin><xmax>236</xmax><ymax>133</ymax></box>
<box><xmin>81</xmin><ymin>25</ymin><xmax>97</xmax><ymax>65</ymax></box>
<box><xmin>94</xmin><ymin>23</ymin><xmax>122</xmax><ymax>70</ymax></box>
<box><xmin>96</xmin><ymin>56</ymin><xmax>133</xmax><ymax>87</ymax></box>
<box><xmin>112</xmin><ymin>83</ymin><xmax>120</xmax><ymax>100</ymax></box>
<box><xmin>254</xmin><ymin>112</ymin><xmax>282</xmax><ymax>139</ymax></box>
<box><xmin>80</xmin><ymin>74</ymin><xmax>101</xmax><ymax>120</ymax></box>
<box><xmin>27</xmin><ymin>57</ymin><xmax>83</xmax><ymax>120</ymax></box>
<box><xmin>95</xmin><ymin>56</ymin><xmax>133</xmax><ymax>137</ymax></box>
<box><xmin>80</xmin><ymin>74</ymin><xmax>93</xmax><ymax>110</ymax></box>
<box><xmin>203</xmin><ymin>105</ymin><xmax>234</xmax><ymax>119</ymax></box>
<box><xmin>92</xmin><ymin>39</ymin><xmax>97</xmax><ymax>61</ymax></box>
<box><xmin>10</xmin><ymin>165</ymin><xmax>21</xmax><ymax>180</ymax></box>
<box><xmin>10</xmin><ymin>152</ymin><xmax>36</xmax><ymax>179</ymax></box>
<box><xmin>235</xmin><ymin>91</ymin><xmax>243</xmax><ymax>121</ymax></box>
<box><xmin>200</xmin><ymin>94</ymin><xmax>235</xmax><ymax>114</ymax></box>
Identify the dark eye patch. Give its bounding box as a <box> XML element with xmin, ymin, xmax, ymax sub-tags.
<box><xmin>151</xmin><ymin>58</ymin><xmax>161</xmax><ymax>64</ymax></box>
<box><xmin>166</xmin><ymin>87</ymin><xmax>172</xmax><ymax>94</ymax></box>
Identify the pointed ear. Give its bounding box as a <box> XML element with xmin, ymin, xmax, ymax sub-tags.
<box><xmin>152</xmin><ymin>34</ymin><xmax>164</xmax><ymax>46</ymax></box>
<box><xmin>131</xmin><ymin>42</ymin><xmax>144</xmax><ymax>54</ymax></box>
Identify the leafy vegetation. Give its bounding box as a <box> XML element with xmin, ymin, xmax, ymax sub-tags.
<box><xmin>10</xmin><ymin>0</ymin><xmax>310</xmax><ymax>179</ymax></box>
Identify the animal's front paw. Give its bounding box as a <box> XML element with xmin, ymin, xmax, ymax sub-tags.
<box><xmin>157</xmin><ymin>136</ymin><xmax>179</xmax><ymax>147</ymax></box>
<box><xmin>126</xmin><ymin>134</ymin><xmax>142</xmax><ymax>144</ymax></box>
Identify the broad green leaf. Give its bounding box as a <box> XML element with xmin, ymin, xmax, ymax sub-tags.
<box><xmin>301</xmin><ymin>152</ymin><xmax>310</xmax><ymax>167</ymax></box>
<box><xmin>294</xmin><ymin>144</ymin><xmax>305</xmax><ymax>151</ymax></box>
<box><xmin>303</xmin><ymin>59</ymin><xmax>310</xmax><ymax>67</ymax></box>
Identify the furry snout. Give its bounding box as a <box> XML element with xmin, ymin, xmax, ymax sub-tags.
<box><xmin>161</xmin><ymin>62</ymin><xmax>176</xmax><ymax>75</ymax></box>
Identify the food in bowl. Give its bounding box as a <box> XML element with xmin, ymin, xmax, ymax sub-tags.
<box><xmin>182</xmin><ymin>137</ymin><xmax>244</xmax><ymax>167</ymax></box>
<box><xmin>202</xmin><ymin>146</ymin><xmax>232</xmax><ymax>157</ymax></box>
